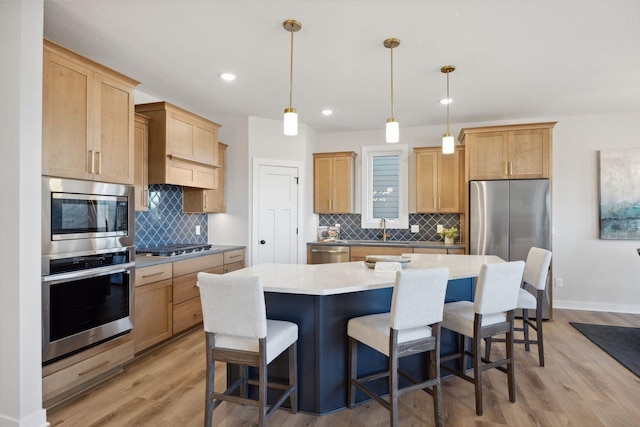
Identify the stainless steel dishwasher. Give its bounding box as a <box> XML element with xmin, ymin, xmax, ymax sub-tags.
<box><xmin>309</xmin><ymin>244</ymin><xmax>350</xmax><ymax>264</ymax></box>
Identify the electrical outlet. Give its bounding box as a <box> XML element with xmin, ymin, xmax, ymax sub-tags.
<box><xmin>436</xmin><ymin>224</ymin><xmax>443</xmax><ymax>233</ymax></box>
<box><xmin>410</xmin><ymin>224</ymin><xmax>419</xmax><ymax>233</ymax></box>
<box><xmin>555</xmin><ymin>278</ymin><xmax>563</xmax><ymax>288</ymax></box>
<box><xmin>195</xmin><ymin>225</ymin><xmax>201</xmax><ymax>235</ymax></box>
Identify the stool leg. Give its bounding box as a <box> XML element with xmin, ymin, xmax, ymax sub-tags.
<box><xmin>507</xmin><ymin>312</ymin><xmax>516</xmax><ymax>403</ymax></box>
<box><xmin>474</xmin><ymin>334</ymin><xmax>483</xmax><ymax>416</ymax></box>
<box><xmin>289</xmin><ymin>343</ymin><xmax>298</xmax><ymax>413</ymax></box>
<box><xmin>390</xmin><ymin>350</ymin><xmax>399</xmax><ymax>427</ymax></box>
<box><xmin>205</xmin><ymin>333</ymin><xmax>214</xmax><ymax>427</ymax></box>
<box><xmin>522</xmin><ymin>309</ymin><xmax>531</xmax><ymax>352</ymax></box>
<box><xmin>484</xmin><ymin>337</ymin><xmax>492</xmax><ymax>361</ymax></box>
<box><xmin>431</xmin><ymin>325</ymin><xmax>443</xmax><ymax>427</ymax></box>
<box><xmin>536</xmin><ymin>294</ymin><xmax>545</xmax><ymax>367</ymax></box>
<box><xmin>348</xmin><ymin>337</ymin><xmax>357</xmax><ymax>408</ymax></box>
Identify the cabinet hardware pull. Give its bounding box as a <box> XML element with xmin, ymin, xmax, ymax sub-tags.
<box><xmin>144</xmin><ymin>189</ymin><xmax>149</xmax><ymax>207</ymax></box>
<box><xmin>142</xmin><ymin>271</ymin><xmax>164</xmax><ymax>278</ymax></box>
<box><xmin>194</xmin><ymin>312</ymin><xmax>202</xmax><ymax>317</ymax></box>
<box><xmin>229</xmin><ymin>255</ymin><xmax>241</xmax><ymax>259</ymax></box>
<box><xmin>509</xmin><ymin>161</ymin><xmax>513</xmax><ymax>175</ymax></box>
<box><xmin>78</xmin><ymin>360</ymin><xmax>110</xmax><ymax>376</ymax></box>
<box><xmin>204</xmin><ymin>194</ymin><xmax>207</xmax><ymax>209</ymax></box>
<box><xmin>329</xmin><ymin>199</ymin><xmax>332</xmax><ymax>211</ymax></box>
<box><xmin>88</xmin><ymin>150</ymin><xmax>94</xmax><ymax>174</ymax></box>
<box><xmin>504</xmin><ymin>161</ymin><xmax>508</xmax><ymax>176</ymax></box>
<box><xmin>96</xmin><ymin>151</ymin><xmax>102</xmax><ymax>174</ymax></box>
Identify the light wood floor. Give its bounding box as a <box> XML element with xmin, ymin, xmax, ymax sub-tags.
<box><xmin>47</xmin><ymin>309</ymin><xmax>640</xmax><ymax>426</ymax></box>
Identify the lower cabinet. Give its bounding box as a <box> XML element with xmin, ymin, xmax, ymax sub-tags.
<box><xmin>133</xmin><ymin>263</ymin><xmax>173</xmax><ymax>354</ymax></box>
<box><xmin>413</xmin><ymin>247</ymin><xmax>465</xmax><ymax>255</ymax></box>
<box><xmin>42</xmin><ymin>334</ymin><xmax>134</xmax><ymax>408</ymax></box>
<box><xmin>350</xmin><ymin>245</ymin><xmax>465</xmax><ymax>261</ymax></box>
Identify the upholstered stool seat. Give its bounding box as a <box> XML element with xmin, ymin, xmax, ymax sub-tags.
<box><xmin>347</xmin><ymin>267</ymin><xmax>449</xmax><ymax>427</ymax></box>
<box><xmin>198</xmin><ymin>273</ymin><xmax>298</xmax><ymax>427</ymax></box>
<box><xmin>441</xmin><ymin>261</ymin><xmax>525</xmax><ymax>416</ymax></box>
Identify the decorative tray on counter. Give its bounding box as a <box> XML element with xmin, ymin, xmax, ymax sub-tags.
<box><xmin>364</xmin><ymin>255</ymin><xmax>411</xmax><ymax>269</ymax></box>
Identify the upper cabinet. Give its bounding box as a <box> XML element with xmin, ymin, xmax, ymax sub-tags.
<box><xmin>414</xmin><ymin>146</ymin><xmax>464</xmax><ymax>213</ymax></box>
<box><xmin>135</xmin><ymin>102</ymin><xmax>221</xmax><ymax>189</ymax></box>
<box><xmin>183</xmin><ymin>142</ymin><xmax>228</xmax><ymax>213</ymax></box>
<box><xmin>134</xmin><ymin>113</ymin><xmax>149</xmax><ymax>211</ymax></box>
<box><xmin>459</xmin><ymin>122</ymin><xmax>556</xmax><ymax>180</ymax></box>
<box><xmin>313</xmin><ymin>151</ymin><xmax>357</xmax><ymax>214</ymax></box>
<box><xmin>42</xmin><ymin>40</ymin><xmax>138</xmax><ymax>185</ymax></box>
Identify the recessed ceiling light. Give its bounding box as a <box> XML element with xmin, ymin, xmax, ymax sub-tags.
<box><xmin>440</xmin><ymin>98</ymin><xmax>453</xmax><ymax>105</ymax></box>
<box><xmin>321</xmin><ymin>109</ymin><xmax>333</xmax><ymax>116</ymax></box>
<box><xmin>219</xmin><ymin>72</ymin><xmax>236</xmax><ymax>81</ymax></box>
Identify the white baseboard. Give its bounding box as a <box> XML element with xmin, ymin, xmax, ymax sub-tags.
<box><xmin>554</xmin><ymin>300</ymin><xmax>640</xmax><ymax>314</ymax></box>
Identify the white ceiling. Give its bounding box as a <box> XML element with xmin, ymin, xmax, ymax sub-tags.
<box><xmin>43</xmin><ymin>0</ymin><xmax>640</xmax><ymax>135</ymax></box>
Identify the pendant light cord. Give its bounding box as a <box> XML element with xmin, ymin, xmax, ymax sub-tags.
<box><xmin>390</xmin><ymin>45</ymin><xmax>394</xmax><ymax>118</ymax></box>
<box><xmin>289</xmin><ymin>27</ymin><xmax>294</xmax><ymax>109</ymax></box>
<box><xmin>446</xmin><ymin>70</ymin><xmax>450</xmax><ymax>134</ymax></box>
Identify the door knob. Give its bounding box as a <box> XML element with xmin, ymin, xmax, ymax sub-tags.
<box><xmin>260</xmin><ymin>240</ymin><xmax>266</xmax><ymax>244</ymax></box>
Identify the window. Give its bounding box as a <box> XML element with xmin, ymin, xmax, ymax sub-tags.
<box><xmin>361</xmin><ymin>144</ymin><xmax>408</xmax><ymax>229</ymax></box>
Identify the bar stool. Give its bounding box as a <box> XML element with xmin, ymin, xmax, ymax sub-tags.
<box><xmin>440</xmin><ymin>261</ymin><xmax>525</xmax><ymax>416</ymax></box>
<box><xmin>486</xmin><ymin>247</ymin><xmax>552</xmax><ymax>366</ymax></box>
<box><xmin>347</xmin><ymin>267</ymin><xmax>449</xmax><ymax>427</ymax></box>
<box><xmin>197</xmin><ymin>273</ymin><xmax>298</xmax><ymax>427</ymax></box>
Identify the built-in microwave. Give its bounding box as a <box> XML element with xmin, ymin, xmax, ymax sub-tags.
<box><xmin>42</xmin><ymin>176</ymin><xmax>134</xmax><ymax>261</ymax></box>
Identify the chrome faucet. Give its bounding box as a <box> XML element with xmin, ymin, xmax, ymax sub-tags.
<box><xmin>381</xmin><ymin>217</ymin><xmax>391</xmax><ymax>242</ymax></box>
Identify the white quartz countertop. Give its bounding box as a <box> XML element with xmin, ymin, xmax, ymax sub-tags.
<box><xmin>223</xmin><ymin>254</ymin><xmax>504</xmax><ymax>296</ymax></box>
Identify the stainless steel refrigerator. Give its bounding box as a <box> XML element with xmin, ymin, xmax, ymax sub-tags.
<box><xmin>469</xmin><ymin>179</ymin><xmax>552</xmax><ymax>318</ymax></box>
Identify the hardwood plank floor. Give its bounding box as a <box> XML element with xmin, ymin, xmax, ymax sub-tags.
<box><xmin>47</xmin><ymin>309</ymin><xmax>640</xmax><ymax>426</ymax></box>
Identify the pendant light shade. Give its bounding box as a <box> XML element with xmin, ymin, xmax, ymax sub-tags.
<box><xmin>441</xmin><ymin>65</ymin><xmax>455</xmax><ymax>154</ymax></box>
<box><xmin>384</xmin><ymin>38</ymin><xmax>400</xmax><ymax>143</ymax></box>
<box><xmin>283</xmin><ymin>19</ymin><xmax>301</xmax><ymax>136</ymax></box>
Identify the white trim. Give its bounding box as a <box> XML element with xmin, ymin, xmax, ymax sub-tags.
<box><xmin>360</xmin><ymin>144</ymin><xmax>409</xmax><ymax>229</ymax></box>
<box><xmin>554</xmin><ymin>300</ymin><xmax>640</xmax><ymax>314</ymax></box>
<box><xmin>251</xmin><ymin>158</ymin><xmax>304</xmax><ymax>265</ymax></box>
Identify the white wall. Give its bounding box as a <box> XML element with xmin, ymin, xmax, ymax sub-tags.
<box><xmin>0</xmin><ymin>1</ymin><xmax>48</xmax><ymax>426</ymax></box>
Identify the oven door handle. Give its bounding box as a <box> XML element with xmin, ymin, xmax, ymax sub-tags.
<box><xmin>42</xmin><ymin>262</ymin><xmax>135</xmax><ymax>283</ymax></box>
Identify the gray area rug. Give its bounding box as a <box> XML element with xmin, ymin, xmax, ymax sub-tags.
<box><xmin>570</xmin><ymin>322</ymin><xmax>640</xmax><ymax>378</ymax></box>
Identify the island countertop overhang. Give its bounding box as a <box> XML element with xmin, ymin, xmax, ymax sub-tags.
<box><xmin>223</xmin><ymin>254</ymin><xmax>504</xmax><ymax>296</ymax></box>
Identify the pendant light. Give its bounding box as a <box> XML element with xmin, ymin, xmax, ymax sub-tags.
<box><xmin>283</xmin><ymin>19</ymin><xmax>301</xmax><ymax>136</ymax></box>
<box><xmin>384</xmin><ymin>38</ymin><xmax>400</xmax><ymax>143</ymax></box>
<box><xmin>441</xmin><ymin>65</ymin><xmax>456</xmax><ymax>154</ymax></box>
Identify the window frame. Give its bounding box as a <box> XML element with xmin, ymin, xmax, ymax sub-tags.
<box><xmin>360</xmin><ymin>144</ymin><xmax>409</xmax><ymax>229</ymax></box>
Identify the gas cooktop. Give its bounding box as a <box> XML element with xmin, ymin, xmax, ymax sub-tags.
<box><xmin>136</xmin><ymin>243</ymin><xmax>213</xmax><ymax>257</ymax></box>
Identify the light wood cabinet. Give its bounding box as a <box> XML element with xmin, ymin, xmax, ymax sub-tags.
<box><xmin>42</xmin><ymin>39</ymin><xmax>138</xmax><ymax>185</ymax></box>
<box><xmin>413</xmin><ymin>247</ymin><xmax>465</xmax><ymax>255</ymax></box>
<box><xmin>182</xmin><ymin>143</ymin><xmax>227</xmax><ymax>213</ymax></box>
<box><xmin>42</xmin><ymin>334</ymin><xmax>133</xmax><ymax>408</ymax></box>
<box><xmin>171</xmin><ymin>253</ymin><xmax>224</xmax><ymax>334</ymax></box>
<box><xmin>350</xmin><ymin>246</ymin><xmax>409</xmax><ymax>262</ymax></box>
<box><xmin>414</xmin><ymin>146</ymin><xmax>464</xmax><ymax>213</ymax></box>
<box><xmin>459</xmin><ymin>122</ymin><xmax>555</xmax><ymax>180</ymax></box>
<box><xmin>134</xmin><ymin>113</ymin><xmax>149</xmax><ymax>211</ymax></box>
<box><xmin>313</xmin><ymin>152</ymin><xmax>357</xmax><ymax>213</ymax></box>
<box><xmin>223</xmin><ymin>249</ymin><xmax>246</xmax><ymax>273</ymax></box>
<box><xmin>133</xmin><ymin>263</ymin><xmax>173</xmax><ymax>354</ymax></box>
<box><xmin>135</xmin><ymin>102</ymin><xmax>221</xmax><ymax>189</ymax></box>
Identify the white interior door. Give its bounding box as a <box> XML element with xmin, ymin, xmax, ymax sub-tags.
<box><xmin>256</xmin><ymin>164</ymin><xmax>299</xmax><ymax>264</ymax></box>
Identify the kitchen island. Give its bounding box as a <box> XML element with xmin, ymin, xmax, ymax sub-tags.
<box><xmin>224</xmin><ymin>253</ymin><xmax>503</xmax><ymax>415</ymax></box>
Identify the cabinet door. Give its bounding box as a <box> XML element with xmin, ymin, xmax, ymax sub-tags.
<box><xmin>415</xmin><ymin>150</ymin><xmax>438</xmax><ymax>212</ymax></box>
<box><xmin>134</xmin><ymin>114</ymin><xmax>149</xmax><ymax>211</ymax></box>
<box><xmin>314</xmin><ymin>157</ymin><xmax>333</xmax><ymax>213</ymax></box>
<box><xmin>332</xmin><ymin>157</ymin><xmax>353</xmax><ymax>213</ymax></box>
<box><xmin>42</xmin><ymin>49</ymin><xmax>94</xmax><ymax>181</ymax></box>
<box><xmin>133</xmin><ymin>279</ymin><xmax>172</xmax><ymax>353</ymax></box>
<box><xmin>467</xmin><ymin>131</ymin><xmax>509</xmax><ymax>180</ymax></box>
<box><xmin>438</xmin><ymin>148</ymin><xmax>461</xmax><ymax>213</ymax></box>
<box><xmin>93</xmin><ymin>74</ymin><xmax>135</xmax><ymax>184</ymax></box>
<box><xmin>508</xmin><ymin>129</ymin><xmax>550</xmax><ymax>179</ymax></box>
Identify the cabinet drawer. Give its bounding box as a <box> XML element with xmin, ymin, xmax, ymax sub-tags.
<box><xmin>173</xmin><ymin>253</ymin><xmax>223</xmax><ymax>277</ymax></box>
<box><xmin>173</xmin><ymin>266</ymin><xmax>221</xmax><ymax>305</ymax></box>
<box><xmin>350</xmin><ymin>246</ymin><xmax>410</xmax><ymax>262</ymax></box>
<box><xmin>173</xmin><ymin>297</ymin><xmax>203</xmax><ymax>334</ymax></box>
<box><xmin>136</xmin><ymin>263</ymin><xmax>172</xmax><ymax>287</ymax></box>
<box><xmin>413</xmin><ymin>248</ymin><xmax>447</xmax><ymax>254</ymax></box>
<box><xmin>223</xmin><ymin>249</ymin><xmax>245</xmax><ymax>265</ymax></box>
<box><xmin>223</xmin><ymin>261</ymin><xmax>245</xmax><ymax>273</ymax></box>
<box><xmin>447</xmin><ymin>248</ymin><xmax>466</xmax><ymax>254</ymax></box>
<box><xmin>43</xmin><ymin>336</ymin><xmax>133</xmax><ymax>403</ymax></box>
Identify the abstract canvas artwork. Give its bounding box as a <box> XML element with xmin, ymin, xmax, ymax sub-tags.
<box><xmin>599</xmin><ymin>149</ymin><xmax>640</xmax><ymax>239</ymax></box>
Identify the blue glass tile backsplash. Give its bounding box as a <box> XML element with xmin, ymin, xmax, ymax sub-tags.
<box><xmin>135</xmin><ymin>184</ymin><xmax>208</xmax><ymax>249</ymax></box>
<box><xmin>319</xmin><ymin>213</ymin><xmax>460</xmax><ymax>242</ymax></box>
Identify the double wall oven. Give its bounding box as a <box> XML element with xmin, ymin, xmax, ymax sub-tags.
<box><xmin>42</xmin><ymin>176</ymin><xmax>135</xmax><ymax>364</ymax></box>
